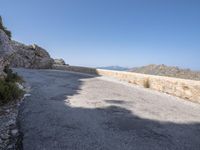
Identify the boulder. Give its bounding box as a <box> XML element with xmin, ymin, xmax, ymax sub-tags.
<box><xmin>53</xmin><ymin>58</ymin><xmax>66</xmax><ymax>65</ymax></box>
<box><xmin>0</xmin><ymin>29</ymin><xmax>14</xmax><ymax>77</ymax></box>
<box><xmin>10</xmin><ymin>41</ymin><xmax>53</xmax><ymax>69</ymax></box>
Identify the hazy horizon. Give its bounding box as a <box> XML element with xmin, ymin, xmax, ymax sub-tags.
<box><xmin>1</xmin><ymin>0</ymin><xmax>200</xmax><ymax>70</ymax></box>
<box><xmin>97</xmin><ymin>64</ymin><xmax>200</xmax><ymax>72</ymax></box>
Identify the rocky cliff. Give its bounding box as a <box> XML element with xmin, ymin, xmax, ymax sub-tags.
<box><xmin>0</xmin><ymin>16</ymin><xmax>11</xmax><ymax>39</ymax></box>
<box><xmin>0</xmin><ymin>29</ymin><xmax>14</xmax><ymax>77</ymax></box>
<box><xmin>10</xmin><ymin>41</ymin><xmax>53</xmax><ymax>69</ymax></box>
<box><xmin>0</xmin><ymin>16</ymin><xmax>53</xmax><ymax>149</ymax></box>
<box><xmin>0</xmin><ymin>16</ymin><xmax>53</xmax><ymax>70</ymax></box>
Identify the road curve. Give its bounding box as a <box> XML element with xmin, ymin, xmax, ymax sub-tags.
<box><xmin>15</xmin><ymin>68</ymin><xmax>200</xmax><ymax>150</ymax></box>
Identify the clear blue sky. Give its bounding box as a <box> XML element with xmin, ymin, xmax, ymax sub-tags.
<box><xmin>1</xmin><ymin>0</ymin><xmax>200</xmax><ymax>70</ymax></box>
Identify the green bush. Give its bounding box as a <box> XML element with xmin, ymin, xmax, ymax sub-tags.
<box><xmin>0</xmin><ymin>66</ymin><xmax>24</xmax><ymax>105</ymax></box>
<box><xmin>4</xmin><ymin>65</ymin><xmax>23</xmax><ymax>83</ymax></box>
<box><xmin>0</xmin><ymin>80</ymin><xmax>23</xmax><ymax>105</ymax></box>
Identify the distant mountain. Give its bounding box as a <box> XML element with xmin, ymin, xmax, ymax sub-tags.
<box><xmin>97</xmin><ymin>66</ymin><xmax>129</xmax><ymax>71</ymax></box>
<box><xmin>129</xmin><ymin>64</ymin><xmax>200</xmax><ymax>81</ymax></box>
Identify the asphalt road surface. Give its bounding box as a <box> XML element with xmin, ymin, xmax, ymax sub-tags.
<box><xmin>15</xmin><ymin>68</ymin><xmax>200</xmax><ymax>150</ymax></box>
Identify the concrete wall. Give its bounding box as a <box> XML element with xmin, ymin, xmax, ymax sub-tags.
<box><xmin>53</xmin><ymin>65</ymin><xmax>200</xmax><ymax>103</ymax></box>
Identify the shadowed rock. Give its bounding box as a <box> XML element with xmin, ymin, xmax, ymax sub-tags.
<box><xmin>10</xmin><ymin>41</ymin><xmax>53</xmax><ymax>69</ymax></box>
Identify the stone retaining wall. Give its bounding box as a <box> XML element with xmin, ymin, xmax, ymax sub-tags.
<box><xmin>53</xmin><ymin>65</ymin><xmax>200</xmax><ymax>103</ymax></box>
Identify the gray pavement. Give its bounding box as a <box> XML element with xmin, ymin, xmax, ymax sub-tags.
<box><xmin>15</xmin><ymin>68</ymin><xmax>200</xmax><ymax>150</ymax></box>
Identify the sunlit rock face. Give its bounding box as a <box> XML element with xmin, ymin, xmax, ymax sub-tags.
<box><xmin>0</xmin><ymin>29</ymin><xmax>14</xmax><ymax>77</ymax></box>
<box><xmin>54</xmin><ymin>58</ymin><xmax>66</xmax><ymax>65</ymax></box>
<box><xmin>10</xmin><ymin>41</ymin><xmax>53</xmax><ymax>69</ymax></box>
<box><xmin>1</xmin><ymin>16</ymin><xmax>53</xmax><ymax>70</ymax></box>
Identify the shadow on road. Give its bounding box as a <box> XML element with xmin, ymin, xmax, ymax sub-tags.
<box><xmin>15</xmin><ymin>68</ymin><xmax>200</xmax><ymax>150</ymax></box>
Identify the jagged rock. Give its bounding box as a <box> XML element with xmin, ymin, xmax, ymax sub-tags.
<box><xmin>0</xmin><ymin>16</ymin><xmax>11</xmax><ymax>39</ymax></box>
<box><xmin>0</xmin><ymin>16</ymin><xmax>53</xmax><ymax>150</ymax></box>
<box><xmin>1</xmin><ymin>16</ymin><xmax>53</xmax><ymax>70</ymax></box>
<box><xmin>10</xmin><ymin>41</ymin><xmax>53</xmax><ymax>69</ymax></box>
<box><xmin>54</xmin><ymin>58</ymin><xmax>66</xmax><ymax>65</ymax></box>
<box><xmin>0</xmin><ymin>29</ymin><xmax>14</xmax><ymax>77</ymax></box>
<box><xmin>0</xmin><ymin>16</ymin><xmax>2</xmax><ymax>25</ymax></box>
<box><xmin>0</xmin><ymin>102</ymin><xmax>21</xmax><ymax>150</ymax></box>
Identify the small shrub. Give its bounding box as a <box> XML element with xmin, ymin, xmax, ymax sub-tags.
<box><xmin>0</xmin><ymin>80</ymin><xmax>23</xmax><ymax>105</ymax></box>
<box><xmin>0</xmin><ymin>66</ymin><xmax>24</xmax><ymax>105</ymax></box>
<box><xmin>143</xmin><ymin>79</ymin><xmax>150</xmax><ymax>88</ymax></box>
<box><xmin>4</xmin><ymin>65</ymin><xmax>23</xmax><ymax>83</ymax></box>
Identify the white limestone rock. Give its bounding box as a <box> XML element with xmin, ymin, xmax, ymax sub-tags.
<box><xmin>0</xmin><ymin>29</ymin><xmax>14</xmax><ymax>76</ymax></box>
<box><xmin>54</xmin><ymin>58</ymin><xmax>66</xmax><ymax>65</ymax></box>
<box><xmin>10</xmin><ymin>41</ymin><xmax>53</xmax><ymax>69</ymax></box>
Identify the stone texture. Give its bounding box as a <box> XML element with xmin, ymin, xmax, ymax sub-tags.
<box><xmin>0</xmin><ymin>102</ymin><xmax>20</xmax><ymax>150</ymax></box>
<box><xmin>0</xmin><ymin>29</ymin><xmax>14</xmax><ymax>77</ymax></box>
<box><xmin>130</xmin><ymin>64</ymin><xmax>200</xmax><ymax>81</ymax></box>
<box><xmin>0</xmin><ymin>82</ymin><xmax>27</xmax><ymax>149</ymax></box>
<box><xmin>53</xmin><ymin>65</ymin><xmax>200</xmax><ymax>103</ymax></box>
<box><xmin>10</xmin><ymin>41</ymin><xmax>53</xmax><ymax>69</ymax></box>
<box><xmin>0</xmin><ymin>16</ymin><xmax>11</xmax><ymax>39</ymax></box>
<box><xmin>54</xmin><ymin>58</ymin><xmax>66</xmax><ymax>65</ymax></box>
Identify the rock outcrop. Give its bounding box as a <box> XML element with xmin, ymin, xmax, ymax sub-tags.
<box><xmin>0</xmin><ymin>16</ymin><xmax>53</xmax><ymax>149</ymax></box>
<box><xmin>53</xmin><ymin>58</ymin><xmax>66</xmax><ymax>65</ymax></box>
<box><xmin>1</xmin><ymin>16</ymin><xmax>53</xmax><ymax>70</ymax></box>
<box><xmin>10</xmin><ymin>41</ymin><xmax>53</xmax><ymax>69</ymax></box>
<box><xmin>0</xmin><ymin>16</ymin><xmax>11</xmax><ymax>39</ymax></box>
<box><xmin>0</xmin><ymin>29</ymin><xmax>14</xmax><ymax>77</ymax></box>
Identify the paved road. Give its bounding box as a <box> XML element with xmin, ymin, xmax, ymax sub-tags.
<box><xmin>15</xmin><ymin>69</ymin><xmax>200</xmax><ymax>150</ymax></box>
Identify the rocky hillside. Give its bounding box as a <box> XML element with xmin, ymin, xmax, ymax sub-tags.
<box><xmin>0</xmin><ymin>16</ymin><xmax>54</xmax><ymax>149</ymax></box>
<box><xmin>129</xmin><ymin>64</ymin><xmax>200</xmax><ymax>81</ymax></box>
<box><xmin>0</xmin><ymin>29</ymin><xmax>14</xmax><ymax>78</ymax></box>
<box><xmin>0</xmin><ymin>16</ymin><xmax>53</xmax><ymax>71</ymax></box>
<box><xmin>0</xmin><ymin>16</ymin><xmax>11</xmax><ymax>39</ymax></box>
<box><xmin>10</xmin><ymin>41</ymin><xmax>53</xmax><ymax>69</ymax></box>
